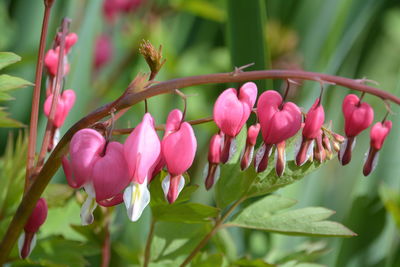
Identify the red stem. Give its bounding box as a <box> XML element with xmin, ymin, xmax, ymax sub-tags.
<box><xmin>25</xmin><ymin>0</ymin><xmax>54</xmax><ymax>192</ymax></box>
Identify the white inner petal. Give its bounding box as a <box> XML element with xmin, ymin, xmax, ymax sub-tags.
<box><xmin>202</xmin><ymin>163</ymin><xmax>209</xmax><ymax>180</ymax></box>
<box><xmin>214</xmin><ymin>165</ymin><xmax>221</xmax><ymax>184</ymax></box>
<box><xmin>123</xmin><ymin>179</ymin><xmax>150</xmax><ymax>222</ymax></box>
<box><xmin>177</xmin><ymin>175</ymin><xmax>185</xmax><ymax>196</ymax></box>
<box><xmin>80</xmin><ymin>195</ymin><xmax>97</xmax><ymax>226</ymax></box>
<box><xmin>53</xmin><ymin>128</ymin><xmax>60</xmax><ymax>149</ymax></box>
<box><xmin>255</xmin><ymin>144</ymin><xmax>266</xmax><ymax>169</ymax></box>
<box><xmin>18</xmin><ymin>232</ymin><xmax>37</xmax><ymax>259</ymax></box>
<box><xmin>228</xmin><ymin>137</ymin><xmax>237</xmax><ymax>162</ymax></box>
<box><xmin>161</xmin><ymin>174</ymin><xmax>171</xmax><ymax>199</ymax></box>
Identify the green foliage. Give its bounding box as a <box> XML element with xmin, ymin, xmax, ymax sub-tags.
<box><xmin>379</xmin><ymin>184</ymin><xmax>400</xmax><ymax>229</ymax></box>
<box><xmin>192</xmin><ymin>253</ymin><xmax>225</xmax><ymax>267</ymax></box>
<box><xmin>0</xmin><ymin>52</ymin><xmax>32</xmax><ymax>127</ymax></box>
<box><xmin>229</xmin><ymin>195</ymin><xmax>356</xmax><ymax>237</ymax></box>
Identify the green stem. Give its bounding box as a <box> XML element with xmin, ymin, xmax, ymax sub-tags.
<box><xmin>0</xmin><ymin>69</ymin><xmax>399</xmax><ymax>264</ymax></box>
<box><xmin>143</xmin><ymin>218</ymin><xmax>156</xmax><ymax>267</ymax></box>
<box><xmin>179</xmin><ymin>197</ymin><xmax>246</xmax><ymax>267</ymax></box>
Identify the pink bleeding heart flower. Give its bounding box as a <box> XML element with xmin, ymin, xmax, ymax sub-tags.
<box><xmin>94</xmin><ymin>34</ymin><xmax>113</xmax><ymax>70</ymax></box>
<box><xmin>162</xmin><ymin>109</ymin><xmax>197</xmax><ymax>203</ymax></box>
<box><xmin>19</xmin><ymin>198</ymin><xmax>48</xmax><ymax>259</ymax></box>
<box><xmin>92</xmin><ymin>142</ymin><xmax>130</xmax><ymax>207</ymax></box>
<box><xmin>65</xmin><ymin>33</ymin><xmax>78</xmax><ymax>53</ymax></box>
<box><xmin>296</xmin><ymin>98</ymin><xmax>325</xmax><ymax>166</ymax></box>
<box><xmin>44</xmin><ymin>89</ymin><xmax>76</xmax><ymax>128</ymax></box>
<box><xmin>204</xmin><ymin>133</ymin><xmax>223</xmax><ymax>190</ymax></box>
<box><xmin>256</xmin><ymin>90</ymin><xmax>302</xmax><ymax>173</ymax></box>
<box><xmin>240</xmin><ymin>123</ymin><xmax>260</xmax><ymax>170</ymax></box>
<box><xmin>123</xmin><ymin>113</ymin><xmax>160</xmax><ymax>221</ymax></box>
<box><xmin>213</xmin><ymin>82</ymin><xmax>257</xmax><ymax>163</ymax></box>
<box><xmin>44</xmin><ymin>47</ymin><xmax>70</xmax><ymax>76</ymax></box>
<box><xmin>340</xmin><ymin>94</ymin><xmax>374</xmax><ymax>165</ymax></box>
<box><xmin>363</xmin><ymin>120</ymin><xmax>392</xmax><ymax>176</ymax></box>
<box><xmin>62</xmin><ymin>129</ymin><xmax>105</xmax><ymax>189</ymax></box>
<box><xmin>117</xmin><ymin>0</ymin><xmax>143</xmax><ymax>12</ymax></box>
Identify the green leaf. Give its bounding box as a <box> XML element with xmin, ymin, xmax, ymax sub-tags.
<box><xmin>42</xmin><ymin>183</ymin><xmax>75</xmax><ymax>208</ymax></box>
<box><xmin>246</xmin><ymin>161</ymin><xmax>324</xmax><ymax>198</ymax></box>
<box><xmin>215</xmin><ymin>126</ymin><xmax>250</xmax><ymax>209</ymax></box>
<box><xmin>0</xmin><ymin>108</ymin><xmax>25</xmax><ymax>127</ymax></box>
<box><xmin>152</xmin><ymin>202</ymin><xmax>219</xmax><ymax>223</ymax></box>
<box><xmin>0</xmin><ymin>74</ymin><xmax>33</xmax><ymax>91</ymax></box>
<box><xmin>0</xmin><ymin>52</ymin><xmax>20</xmax><ymax>70</ymax></box>
<box><xmin>228</xmin><ymin>195</ymin><xmax>356</xmax><ymax>237</ymax></box>
<box><xmin>172</xmin><ymin>0</ymin><xmax>226</xmax><ymax>23</ymax></box>
<box><xmin>232</xmin><ymin>258</ymin><xmax>275</xmax><ymax>267</ymax></box>
<box><xmin>192</xmin><ymin>253</ymin><xmax>225</xmax><ymax>267</ymax></box>
<box><xmin>379</xmin><ymin>184</ymin><xmax>400</xmax><ymax>229</ymax></box>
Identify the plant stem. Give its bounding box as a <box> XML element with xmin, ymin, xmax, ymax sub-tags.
<box><xmin>25</xmin><ymin>0</ymin><xmax>55</xmax><ymax>192</ymax></box>
<box><xmin>101</xmin><ymin>222</ymin><xmax>111</xmax><ymax>267</ymax></box>
<box><xmin>143</xmin><ymin>218</ymin><xmax>156</xmax><ymax>267</ymax></box>
<box><xmin>180</xmin><ymin>197</ymin><xmax>245</xmax><ymax>267</ymax></box>
<box><xmin>0</xmin><ymin>69</ymin><xmax>399</xmax><ymax>263</ymax></box>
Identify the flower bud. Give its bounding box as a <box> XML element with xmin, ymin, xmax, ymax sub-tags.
<box><xmin>240</xmin><ymin>123</ymin><xmax>260</xmax><ymax>170</ymax></box>
<box><xmin>205</xmin><ymin>133</ymin><xmax>223</xmax><ymax>190</ymax></box>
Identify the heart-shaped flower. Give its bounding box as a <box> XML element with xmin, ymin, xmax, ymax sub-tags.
<box><xmin>44</xmin><ymin>89</ymin><xmax>76</xmax><ymax>128</ymax></box>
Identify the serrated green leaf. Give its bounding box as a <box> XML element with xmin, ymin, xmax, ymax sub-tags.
<box><xmin>246</xmin><ymin>161</ymin><xmax>324</xmax><ymax>198</ymax></box>
<box><xmin>228</xmin><ymin>195</ymin><xmax>356</xmax><ymax>237</ymax></box>
<box><xmin>152</xmin><ymin>202</ymin><xmax>219</xmax><ymax>223</ymax></box>
<box><xmin>0</xmin><ymin>109</ymin><xmax>25</xmax><ymax>127</ymax></box>
<box><xmin>215</xmin><ymin>126</ymin><xmax>250</xmax><ymax>209</ymax></box>
<box><xmin>0</xmin><ymin>52</ymin><xmax>20</xmax><ymax>70</ymax></box>
<box><xmin>0</xmin><ymin>74</ymin><xmax>33</xmax><ymax>91</ymax></box>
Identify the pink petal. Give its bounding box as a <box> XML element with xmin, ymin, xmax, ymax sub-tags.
<box><xmin>239</xmin><ymin>82</ymin><xmax>258</xmax><ymax>108</ymax></box>
<box><xmin>302</xmin><ymin>98</ymin><xmax>325</xmax><ymax>139</ymax></box>
<box><xmin>162</xmin><ymin>122</ymin><xmax>197</xmax><ymax>176</ymax></box>
<box><xmin>165</xmin><ymin>109</ymin><xmax>183</xmax><ymax>137</ymax></box>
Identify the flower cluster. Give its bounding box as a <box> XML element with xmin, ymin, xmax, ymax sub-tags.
<box><xmin>62</xmin><ymin>110</ymin><xmax>197</xmax><ymax>224</ymax></box>
<box><xmin>205</xmin><ymin>83</ymin><xmax>392</xmax><ymax>189</ymax></box>
<box><xmin>43</xmin><ymin>32</ymin><xmax>78</xmax><ymax>150</ymax></box>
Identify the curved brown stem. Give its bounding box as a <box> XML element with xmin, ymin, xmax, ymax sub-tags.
<box><xmin>0</xmin><ymin>69</ymin><xmax>399</xmax><ymax>263</ymax></box>
<box><xmin>143</xmin><ymin>218</ymin><xmax>156</xmax><ymax>267</ymax></box>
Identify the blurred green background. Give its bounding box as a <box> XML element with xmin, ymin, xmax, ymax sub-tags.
<box><xmin>1</xmin><ymin>0</ymin><xmax>400</xmax><ymax>266</ymax></box>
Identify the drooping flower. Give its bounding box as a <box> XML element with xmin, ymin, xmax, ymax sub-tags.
<box><xmin>162</xmin><ymin>109</ymin><xmax>197</xmax><ymax>203</ymax></box>
<box><xmin>44</xmin><ymin>89</ymin><xmax>76</xmax><ymax>128</ymax></box>
<box><xmin>295</xmin><ymin>98</ymin><xmax>325</xmax><ymax>166</ymax></box>
<box><xmin>213</xmin><ymin>82</ymin><xmax>257</xmax><ymax>163</ymax></box>
<box><xmin>44</xmin><ymin>47</ymin><xmax>70</xmax><ymax>77</ymax></box>
<box><xmin>256</xmin><ymin>90</ymin><xmax>302</xmax><ymax>174</ymax></box>
<box><xmin>363</xmin><ymin>120</ymin><xmax>392</xmax><ymax>176</ymax></box>
<box><xmin>123</xmin><ymin>113</ymin><xmax>161</xmax><ymax>221</ymax></box>
<box><xmin>94</xmin><ymin>34</ymin><xmax>113</xmax><ymax>70</ymax></box>
<box><xmin>92</xmin><ymin>142</ymin><xmax>131</xmax><ymax>206</ymax></box>
<box><xmin>18</xmin><ymin>198</ymin><xmax>48</xmax><ymax>259</ymax></box>
<box><xmin>339</xmin><ymin>94</ymin><xmax>374</xmax><ymax>165</ymax></box>
<box><xmin>240</xmin><ymin>123</ymin><xmax>260</xmax><ymax>170</ymax></box>
<box><xmin>204</xmin><ymin>133</ymin><xmax>223</xmax><ymax>190</ymax></box>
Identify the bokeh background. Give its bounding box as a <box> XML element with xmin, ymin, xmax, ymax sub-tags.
<box><xmin>1</xmin><ymin>0</ymin><xmax>400</xmax><ymax>266</ymax></box>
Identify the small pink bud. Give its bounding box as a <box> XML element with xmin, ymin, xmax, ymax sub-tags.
<box><xmin>92</xmin><ymin>142</ymin><xmax>130</xmax><ymax>205</ymax></box>
<box><xmin>313</xmin><ymin>131</ymin><xmax>326</xmax><ymax>163</ymax></box>
<box><xmin>20</xmin><ymin>198</ymin><xmax>48</xmax><ymax>259</ymax></box>
<box><xmin>205</xmin><ymin>133</ymin><xmax>223</xmax><ymax>190</ymax></box>
<box><xmin>62</xmin><ymin>129</ymin><xmax>105</xmax><ymax>188</ymax></box>
<box><xmin>94</xmin><ymin>34</ymin><xmax>113</xmax><ymax>70</ymax></box>
<box><xmin>363</xmin><ymin>120</ymin><xmax>392</xmax><ymax>176</ymax></box>
<box><xmin>240</xmin><ymin>123</ymin><xmax>260</xmax><ymax>170</ymax></box>
<box><xmin>302</xmin><ymin>98</ymin><xmax>325</xmax><ymax>139</ymax></box>
<box><xmin>44</xmin><ymin>47</ymin><xmax>70</xmax><ymax>76</ymax></box>
<box><xmin>65</xmin><ymin>33</ymin><xmax>78</xmax><ymax>53</ymax></box>
<box><xmin>44</xmin><ymin>89</ymin><xmax>76</xmax><ymax>128</ymax></box>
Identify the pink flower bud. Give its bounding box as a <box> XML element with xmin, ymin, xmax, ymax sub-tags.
<box><xmin>65</xmin><ymin>33</ymin><xmax>78</xmax><ymax>53</ymax></box>
<box><xmin>44</xmin><ymin>47</ymin><xmax>70</xmax><ymax>76</ymax></box>
<box><xmin>342</xmin><ymin>94</ymin><xmax>374</xmax><ymax>137</ymax></box>
<box><xmin>124</xmin><ymin>113</ymin><xmax>161</xmax><ymax>184</ymax></box>
<box><xmin>94</xmin><ymin>34</ymin><xmax>113</xmax><ymax>70</ymax></box>
<box><xmin>44</xmin><ymin>89</ymin><xmax>76</xmax><ymax>128</ymax></box>
<box><xmin>92</xmin><ymin>142</ymin><xmax>130</xmax><ymax>205</ymax></box>
<box><xmin>24</xmin><ymin>198</ymin><xmax>48</xmax><ymax>233</ymax></box>
<box><xmin>162</xmin><ymin>109</ymin><xmax>197</xmax><ymax>203</ymax></box>
<box><xmin>19</xmin><ymin>198</ymin><xmax>48</xmax><ymax>259</ymax></box>
<box><xmin>205</xmin><ymin>133</ymin><xmax>223</xmax><ymax>190</ymax></box>
<box><xmin>340</xmin><ymin>94</ymin><xmax>374</xmax><ymax>165</ymax></box>
<box><xmin>363</xmin><ymin>120</ymin><xmax>392</xmax><ymax>176</ymax></box>
<box><xmin>240</xmin><ymin>123</ymin><xmax>260</xmax><ymax>170</ymax></box>
<box><xmin>213</xmin><ymin>82</ymin><xmax>257</xmax><ymax>138</ymax></box>
<box><xmin>302</xmin><ymin>98</ymin><xmax>325</xmax><ymax>139</ymax></box>
<box><xmin>62</xmin><ymin>129</ymin><xmax>105</xmax><ymax>188</ymax></box>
